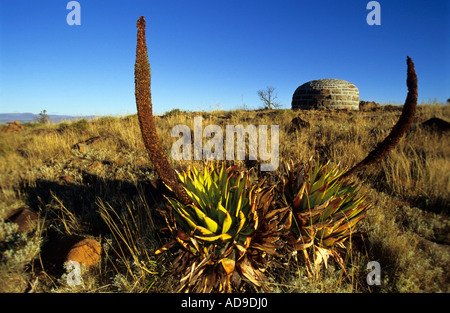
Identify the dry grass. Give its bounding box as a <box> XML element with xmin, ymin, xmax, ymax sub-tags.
<box><xmin>0</xmin><ymin>104</ymin><xmax>449</xmax><ymax>292</ymax></box>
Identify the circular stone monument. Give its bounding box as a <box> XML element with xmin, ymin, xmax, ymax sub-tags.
<box><xmin>291</xmin><ymin>79</ymin><xmax>359</xmax><ymax>110</ymax></box>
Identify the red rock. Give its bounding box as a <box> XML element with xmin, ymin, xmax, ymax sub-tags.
<box><xmin>59</xmin><ymin>175</ymin><xmax>75</xmax><ymax>185</ymax></box>
<box><xmin>88</xmin><ymin>161</ymin><xmax>103</xmax><ymax>169</ymax></box>
<box><xmin>65</xmin><ymin>239</ymin><xmax>102</xmax><ymax>267</ymax></box>
<box><xmin>1</xmin><ymin>121</ymin><xmax>25</xmax><ymax>133</ymax></box>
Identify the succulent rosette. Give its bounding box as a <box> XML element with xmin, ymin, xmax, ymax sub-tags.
<box><xmin>156</xmin><ymin>163</ymin><xmax>287</xmax><ymax>292</ymax></box>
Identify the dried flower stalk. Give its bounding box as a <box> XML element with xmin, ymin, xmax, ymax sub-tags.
<box><xmin>135</xmin><ymin>16</ymin><xmax>190</xmax><ymax>204</ymax></box>
<box><xmin>341</xmin><ymin>56</ymin><xmax>418</xmax><ymax>179</ymax></box>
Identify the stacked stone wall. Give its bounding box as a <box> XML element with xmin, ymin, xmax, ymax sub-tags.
<box><xmin>292</xmin><ymin>79</ymin><xmax>359</xmax><ymax>110</ymax></box>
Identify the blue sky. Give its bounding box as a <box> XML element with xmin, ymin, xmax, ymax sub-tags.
<box><xmin>0</xmin><ymin>0</ymin><xmax>448</xmax><ymax>116</ymax></box>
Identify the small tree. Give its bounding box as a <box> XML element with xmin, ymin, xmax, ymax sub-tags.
<box><xmin>257</xmin><ymin>86</ymin><xmax>280</xmax><ymax>109</ymax></box>
<box><xmin>35</xmin><ymin>110</ymin><xmax>50</xmax><ymax>124</ymax></box>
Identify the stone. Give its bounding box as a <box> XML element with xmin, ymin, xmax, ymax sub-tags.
<box><xmin>59</xmin><ymin>175</ymin><xmax>75</xmax><ymax>185</ymax></box>
<box><xmin>72</xmin><ymin>136</ymin><xmax>102</xmax><ymax>153</ymax></box>
<box><xmin>6</xmin><ymin>207</ymin><xmax>39</xmax><ymax>233</ymax></box>
<box><xmin>288</xmin><ymin>116</ymin><xmax>310</xmax><ymax>134</ymax></box>
<box><xmin>88</xmin><ymin>161</ymin><xmax>104</xmax><ymax>170</ymax></box>
<box><xmin>292</xmin><ymin>79</ymin><xmax>359</xmax><ymax>110</ymax></box>
<box><xmin>65</xmin><ymin>238</ymin><xmax>102</xmax><ymax>267</ymax></box>
<box><xmin>1</xmin><ymin>121</ymin><xmax>25</xmax><ymax>133</ymax></box>
<box><xmin>75</xmin><ymin>143</ymin><xmax>90</xmax><ymax>153</ymax></box>
<box><xmin>359</xmin><ymin>100</ymin><xmax>381</xmax><ymax>111</ymax></box>
<box><xmin>420</xmin><ymin>117</ymin><xmax>450</xmax><ymax>134</ymax></box>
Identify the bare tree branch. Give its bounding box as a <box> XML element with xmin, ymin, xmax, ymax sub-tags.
<box><xmin>257</xmin><ymin>86</ymin><xmax>280</xmax><ymax>109</ymax></box>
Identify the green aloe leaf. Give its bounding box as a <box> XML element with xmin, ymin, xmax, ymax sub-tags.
<box><xmin>203</xmin><ymin>215</ymin><xmax>219</xmax><ymax>233</ymax></box>
<box><xmin>217</xmin><ymin>203</ymin><xmax>233</xmax><ymax>234</ymax></box>
<box><xmin>175</xmin><ymin>206</ymin><xmax>198</xmax><ymax>230</ymax></box>
<box><xmin>321</xmin><ymin>197</ymin><xmax>343</xmax><ymax>221</ymax></box>
<box><xmin>194</xmin><ymin>225</ymin><xmax>215</xmax><ymax>236</ymax></box>
<box><xmin>236</xmin><ymin>210</ymin><xmax>247</xmax><ymax>234</ymax></box>
<box><xmin>195</xmin><ymin>233</ymin><xmax>232</xmax><ymax>242</ymax></box>
<box><xmin>235</xmin><ymin>189</ymin><xmax>245</xmax><ymax>218</ymax></box>
<box><xmin>192</xmin><ymin>205</ymin><xmax>207</xmax><ymax>222</ymax></box>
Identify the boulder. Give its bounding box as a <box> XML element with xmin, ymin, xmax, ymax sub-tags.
<box><xmin>420</xmin><ymin>117</ymin><xmax>450</xmax><ymax>133</ymax></box>
<box><xmin>87</xmin><ymin>161</ymin><xmax>104</xmax><ymax>170</ymax></box>
<box><xmin>72</xmin><ymin>136</ymin><xmax>102</xmax><ymax>153</ymax></box>
<box><xmin>65</xmin><ymin>238</ymin><xmax>102</xmax><ymax>267</ymax></box>
<box><xmin>359</xmin><ymin>101</ymin><xmax>381</xmax><ymax>111</ymax></box>
<box><xmin>288</xmin><ymin>116</ymin><xmax>310</xmax><ymax>133</ymax></box>
<box><xmin>6</xmin><ymin>207</ymin><xmax>39</xmax><ymax>233</ymax></box>
<box><xmin>1</xmin><ymin>121</ymin><xmax>25</xmax><ymax>133</ymax></box>
<box><xmin>59</xmin><ymin>175</ymin><xmax>75</xmax><ymax>185</ymax></box>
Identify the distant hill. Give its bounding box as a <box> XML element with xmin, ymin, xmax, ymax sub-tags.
<box><xmin>0</xmin><ymin>113</ymin><xmax>96</xmax><ymax>125</ymax></box>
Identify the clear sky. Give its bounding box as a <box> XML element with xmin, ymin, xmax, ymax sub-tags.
<box><xmin>0</xmin><ymin>0</ymin><xmax>448</xmax><ymax>116</ymax></box>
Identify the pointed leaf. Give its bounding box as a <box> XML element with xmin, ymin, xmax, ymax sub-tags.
<box><xmin>175</xmin><ymin>206</ymin><xmax>198</xmax><ymax>230</ymax></box>
<box><xmin>236</xmin><ymin>210</ymin><xmax>247</xmax><ymax>234</ymax></box>
<box><xmin>154</xmin><ymin>239</ymin><xmax>177</xmax><ymax>255</ymax></box>
<box><xmin>203</xmin><ymin>215</ymin><xmax>219</xmax><ymax>233</ymax></box>
<box><xmin>193</xmin><ymin>225</ymin><xmax>215</xmax><ymax>236</ymax></box>
<box><xmin>221</xmin><ymin>258</ymin><xmax>235</xmax><ymax>275</ymax></box>
<box><xmin>321</xmin><ymin>237</ymin><xmax>337</xmax><ymax>247</ymax></box>
<box><xmin>220</xmin><ymin>205</ymin><xmax>233</xmax><ymax>234</ymax></box>
<box><xmin>235</xmin><ymin>189</ymin><xmax>244</xmax><ymax>217</ymax></box>
<box><xmin>195</xmin><ymin>233</ymin><xmax>232</xmax><ymax>242</ymax></box>
<box><xmin>192</xmin><ymin>205</ymin><xmax>207</xmax><ymax>223</ymax></box>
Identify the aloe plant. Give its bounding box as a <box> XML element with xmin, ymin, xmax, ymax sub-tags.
<box><xmin>156</xmin><ymin>163</ymin><xmax>287</xmax><ymax>292</ymax></box>
<box><xmin>280</xmin><ymin>56</ymin><xmax>418</xmax><ymax>274</ymax></box>
<box><xmin>280</xmin><ymin>159</ymin><xmax>371</xmax><ymax>274</ymax></box>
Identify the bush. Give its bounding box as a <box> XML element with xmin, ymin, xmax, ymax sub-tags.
<box><xmin>71</xmin><ymin>119</ymin><xmax>89</xmax><ymax>131</ymax></box>
<box><xmin>163</xmin><ymin>108</ymin><xmax>188</xmax><ymax>117</ymax></box>
<box><xmin>57</xmin><ymin>122</ymin><xmax>70</xmax><ymax>132</ymax></box>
